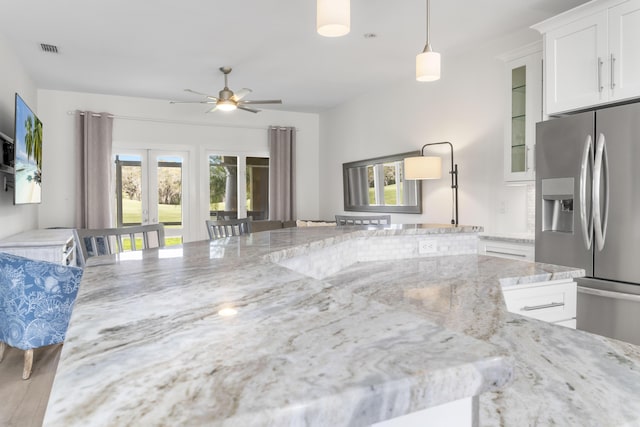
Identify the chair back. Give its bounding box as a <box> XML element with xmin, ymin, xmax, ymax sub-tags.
<box><xmin>74</xmin><ymin>224</ymin><xmax>166</xmax><ymax>267</ymax></box>
<box><xmin>206</xmin><ymin>219</ymin><xmax>252</xmax><ymax>239</ymax></box>
<box><xmin>335</xmin><ymin>214</ymin><xmax>392</xmax><ymax>226</ymax></box>
<box><xmin>0</xmin><ymin>252</ymin><xmax>83</xmax><ymax>351</ymax></box>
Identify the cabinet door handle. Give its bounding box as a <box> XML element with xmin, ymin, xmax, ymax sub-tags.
<box><xmin>610</xmin><ymin>54</ymin><xmax>616</xmax><ymax>90</ymax></box>
<box><xmin>521</xmin><ymin>302</ymin><xmax>564</xmax><ymax>311</ymax></box>
<box><xmin>525</xmin><ymin>146</ymin><xmax>530</xmax><ymax>171</ymax></box>
<box><xmin>598</xmin><ymin>57</ymin><xmax>604</xmax><ymax>92</ymax></box>
<box><xmin>486</xmin><ymin>249</ymin><xmax>527</xmax><ymax>258</ymax></box>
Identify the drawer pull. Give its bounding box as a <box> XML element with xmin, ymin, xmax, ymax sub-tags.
<box><xmin>522</xmin><ymin>302</ymin><xmax>564</xmax><ymax>311</ymax></box>
<box><xmin>486</xmin><ymin>250</ymin><xmax>527</xmax><ymax>258</ymax></box>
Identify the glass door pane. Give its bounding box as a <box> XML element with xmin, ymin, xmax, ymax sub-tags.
<box><xmin>246</xmin><ymin>157</ymin><xmax>269</xmax><ymax>220</ymax></box>
<box><xmin>114</xmin><ymin>153</ymin><xmax>145</xmax><ymax>227</ymax></box>
<box><xmin>511</xmin><ymin>65</ymin><xmax>527</xmax><ymax>173</ymax></box>
<box><xmin>155</xmin><ymin>155</ymin><xmax>184</xmax><ymax>246</ymax></box>
<box><xmin>209</xmin><ymin>155</ymin><xmax>238</xmax><ymax>219</ymax></box>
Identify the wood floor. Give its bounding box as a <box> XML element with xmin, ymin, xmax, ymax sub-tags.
<box><xmin>0</xmin><ymin>344</ymin><xmax>61</xmax><ymax>427</ymax></box>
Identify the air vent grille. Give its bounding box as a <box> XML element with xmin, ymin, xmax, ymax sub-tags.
<box><xmin>40</xmin><ymin>43</ymin><xmax>59</xmax><ymax>53</ymax></box>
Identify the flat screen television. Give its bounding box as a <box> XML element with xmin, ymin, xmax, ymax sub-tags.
<box><xmin>13</xmin><ymin>93</ymin><xmax>42</xmax><ymax>205</ymax></box>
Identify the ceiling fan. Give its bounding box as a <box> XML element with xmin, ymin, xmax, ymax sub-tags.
<box><xmin>170</xmin><ymin>67</ymin><xmax>282</xmax><ymax>113</ymax></box>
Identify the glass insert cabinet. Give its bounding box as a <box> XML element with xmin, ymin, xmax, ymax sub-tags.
<box><xmin>501</xmin><ymin>43</ymin><xmax>542</xmax><ymax>182</ymax></box>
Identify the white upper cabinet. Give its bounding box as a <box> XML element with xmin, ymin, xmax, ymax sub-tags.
<box><xmin>609</xmin><ymin>1</ymin><xmax>640</xmax><ymax>100</ymax></box>
<box><xmin>533</xmin><ymin>0</ymin><xmax>640</xmax><ymax>115</ymax></box>
<box><xmin>499</xmin><ymin>43</ymin><xmax>542</xmax><ymax>182</ymax></box>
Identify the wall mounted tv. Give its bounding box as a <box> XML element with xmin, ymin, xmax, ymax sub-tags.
<box><xmin>13</xmin><ymin>93</ymin><xmax>42</xmax><ymax>205</ymax></box>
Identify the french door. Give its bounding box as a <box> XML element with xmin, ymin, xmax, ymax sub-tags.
<box><xmin>114</xmin><ymin>149</ymin><xmax>190</xmax><ymax>246</ymax></box>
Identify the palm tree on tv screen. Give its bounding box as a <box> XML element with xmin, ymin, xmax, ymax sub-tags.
<box><xmin>24</xmin><ymin>115</ymin><xmax>43</xmax><ymax>184</ymax></box>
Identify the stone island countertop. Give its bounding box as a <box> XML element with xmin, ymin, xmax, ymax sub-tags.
<box><xmin>43</xmin><ymin>225</ymin><xmax>640</xmax><ymax>426</ymax></box>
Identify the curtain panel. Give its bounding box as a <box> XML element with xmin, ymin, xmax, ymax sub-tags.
<box><xmin>74</xmin><ymin>111</ymin><xmax>114</xmax><ymax>228</ymax></box>
<box><xmin>268</xmin><ymin>126</ymin><xmax>296</xmax><ymax>221</ymax></box>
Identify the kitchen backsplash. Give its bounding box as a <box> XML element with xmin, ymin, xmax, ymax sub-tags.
<box><xmin>527</xmin><ymin>183</ymin><xmax>535</xmax><ymax>235</ymax></box>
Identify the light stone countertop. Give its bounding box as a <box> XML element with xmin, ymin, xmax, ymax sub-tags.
<box><xmin>43</xmin><ymin>225</ymin><xmax>640</xmax><ymax>426</ymax></box>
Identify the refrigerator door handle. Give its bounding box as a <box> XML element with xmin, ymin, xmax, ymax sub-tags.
<box><xmin>580</xmin><ymin>135</ymin><xmax>594</xmax><ymax>250</ymax></box>
<box><xmin>593</xmin><ymin>133</ymin><xmax>610</xmax><ymax>251</ymax></box>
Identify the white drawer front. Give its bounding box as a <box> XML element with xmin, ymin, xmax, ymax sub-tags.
<box><xmin>479</xmin><ymin>240</ymin><xmax>534</xmax><ymax>261</ymax></box>
<box><xmin>503</xmin><ymin>281</ymin><xmax>577</xmax><ymax>323</ymax></box>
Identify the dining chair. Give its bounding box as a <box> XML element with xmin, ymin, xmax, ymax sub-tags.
<box><xmin>335</xmin><ymin>214</ymin><xmax>392</xmax><ymax>226</ymax></box>
<box><xmin>73</xmin><ymin>224</ymin><xmax>166</xmax><ymax>267</ymax></box>
<box><xmin>209</xmin><ymin>210</ymin><xmax>238</xmax><ymax>220</ymax></box>
<box><xmin>206</xmin><ymin>218</ymin><xmax>252</xmax><ymax>239</ymax></box>
<box><xmin>0</xmin><ymin>252</ymin><xmax>84</xmax><ymax>379</ymax></box>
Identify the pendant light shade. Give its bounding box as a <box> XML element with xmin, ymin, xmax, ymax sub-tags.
<box><xmin>317</xmin><ymin>0</ymin><xmax>350</xmax><ymax>37</ymax></box>
<box><xmin>416</xmin><ymin>0</ymin><xmax>441</xmax><ymax>82</ymax></box>
<box><xmin>416</xmin><ymin>49</ymin><xmax>441</xmax><ymax>82</ymax></box>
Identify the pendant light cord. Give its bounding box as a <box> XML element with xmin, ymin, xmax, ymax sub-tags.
<box><xmin>423</xmin><ymin>0</ymin><xmax>432</xmax><ymax>52</ymax></box>
<box><xmin>426</xmin><ymin>0</ymin><xmax>430</xmax><ymax>46</ymax></box>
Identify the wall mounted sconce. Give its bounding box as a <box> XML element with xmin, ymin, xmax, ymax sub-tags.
<box><xmin>404</xmin><ymin>141</ymin><xmax>459</xmax><ymax>225</ymax></box>
<box><xmin>317</xmin><ymin>0</ymin><xmax>350</xmax><ymax>37</ymax></box>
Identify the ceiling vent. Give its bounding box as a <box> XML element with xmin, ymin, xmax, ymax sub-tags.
<box><xmin>40</xmin><ymin>43</ymin><xmax>59</xmax><ymax>53</ymax></box>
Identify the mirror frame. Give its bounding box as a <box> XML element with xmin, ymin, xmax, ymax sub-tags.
<box><xmin>342</xmin><ymin>151</ymin><xmax>422</xmax><ymax>214</ymax></box>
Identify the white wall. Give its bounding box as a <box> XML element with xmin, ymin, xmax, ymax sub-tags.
<box><xmin>319</xmin><ymin>31</ymin><xmax>537</xmax><ymax>235</ymax></box>
<box><xmin>37</xmin><ymin>90</ymin><xmax>320</xmax><ymax>241</ymax></box>
<box><xmin>0</xmin><ymin>33</ymin><xmax>39</xmax><ymax>239</ymax></box>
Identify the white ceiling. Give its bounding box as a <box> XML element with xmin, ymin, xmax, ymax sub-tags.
<box><xmin>0</xmin><ymin>0</ymin><xmax>589</xmax><ymax>113</ymax></box>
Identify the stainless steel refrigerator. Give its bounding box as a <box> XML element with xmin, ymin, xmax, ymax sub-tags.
<box><xmin>535</xmin><ymin>101</ymin><xmax>640</xmax><ymax>345</ymax></box>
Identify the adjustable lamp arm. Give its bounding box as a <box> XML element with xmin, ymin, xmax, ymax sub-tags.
<box><xmin>419</xmin><ymin>141</ymin><xmax>459</xmax><ymax>225</ymax></box>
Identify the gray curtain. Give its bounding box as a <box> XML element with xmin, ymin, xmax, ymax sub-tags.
<box><xmin>268</xmin><ymin>126</ymin><xmax>296</xmax><ymax>221</ymax></box>
<box><xmin>347</xmin><ymin>166</ymin><xmax>369</xmax><ymax>206</ymax></box>
<box><xmin>75</xmin><ymin>111</ymin><xmax>114</xmax><ymax>228</ymax></box>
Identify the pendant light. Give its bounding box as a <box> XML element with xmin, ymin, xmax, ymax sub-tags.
<box><xmin>317</xmin><ymin>0</ymin><xmax>350</xmax><ymax>37</ymax></box>
<box><xmin>416</xmin><ymin>0</ymin><xmax>441</xmax><ymax>82</ymax></box>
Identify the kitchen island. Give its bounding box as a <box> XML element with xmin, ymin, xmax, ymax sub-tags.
<box><xmin>43</xmin><ymin>225</ymin><xmax>640</xmax><ymax>426</ymax></box>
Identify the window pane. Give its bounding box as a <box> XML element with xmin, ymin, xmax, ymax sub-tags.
<box><xmin>246</xmin><ymin>157</ymin><xmax>269</xmax><ymax>220</ymax></box>
<box><xmin>383</xmin><ymin>163</ymin><xmax>398</xmax><ymax>205</ymax></box>
<box><xmin>115</xmin><ymin>154</ymin><xmax>142</xmax><ymax>226</ymax></box>
<box><xmin>157</xmin><ymin>156</ymin><xmax>183</xmax><ymax>247</ymax></box>
<box><xmin>209</xmin><ymin>155</ymin><xmax>238</xmax><ymax>219</ymax></box>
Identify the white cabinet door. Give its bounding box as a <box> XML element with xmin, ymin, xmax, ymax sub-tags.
<box><xmin>609</xmin><ymin>0</ymin><xmax>640</xmax><ymax>101</ymax></box>
<box><xmin>544</xmin><ymin>11</ymin><xmax>608</xmax><ymax>115</ymax></box>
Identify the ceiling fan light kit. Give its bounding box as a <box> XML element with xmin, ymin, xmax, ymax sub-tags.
<box><xmin>416</xmin><ymin>0</ymin><xmax>441</xmax><ymax>82</ymax></box>
<box><xmin>216</xmin><ymin>100</ymin><xmax>237</xmax><ymax>112</ymax></box>
<box><xmin>317</xmin><ymin>0</ymin><xmax>350</xmax><ymax>37</ymax></box>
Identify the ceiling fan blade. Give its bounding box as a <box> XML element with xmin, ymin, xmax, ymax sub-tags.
<box><xmin>169</xmin><ymin>100</ymin><xmax>216</xmax><ymax>104</ymax></box>
<box><xmin>239</xmin><ymin>99</ymin><xmax>283</xmax><ymax>105</ymax></box>
<box><xmin>206</xmin><ymin>105</ymin><xmax>219</xmax><ymax>113</ymax></box>
<box><xmin>231</xmin><ymin>88</ymin><xmax>252</xmax><ymax>101</ymax></box>
<box><xmin>238</xmin><ymin>106</ymin><xmax>260</xmax><ymax>113</ymax></box>
<box><xmin>184</xmin><ymin>88</ymin><xmax>217</xmax><ymax>97</ymax></box>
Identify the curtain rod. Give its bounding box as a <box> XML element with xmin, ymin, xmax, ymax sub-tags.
<box><xmin>67</xmin><ymin>111</ymin><xmax>298</xmax><ymax>132</ymax></box>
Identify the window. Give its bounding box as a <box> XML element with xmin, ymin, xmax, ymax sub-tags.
<box><xmin>209</xmin><ymin>154</ymin><xmax>269</xmax><ymax>220</ymax></box>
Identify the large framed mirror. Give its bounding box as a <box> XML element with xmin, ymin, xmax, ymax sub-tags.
<box><xmin>342</xmin><ymin>151</ymin><xmax>422</xmax><ymax>214</ymax></box>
